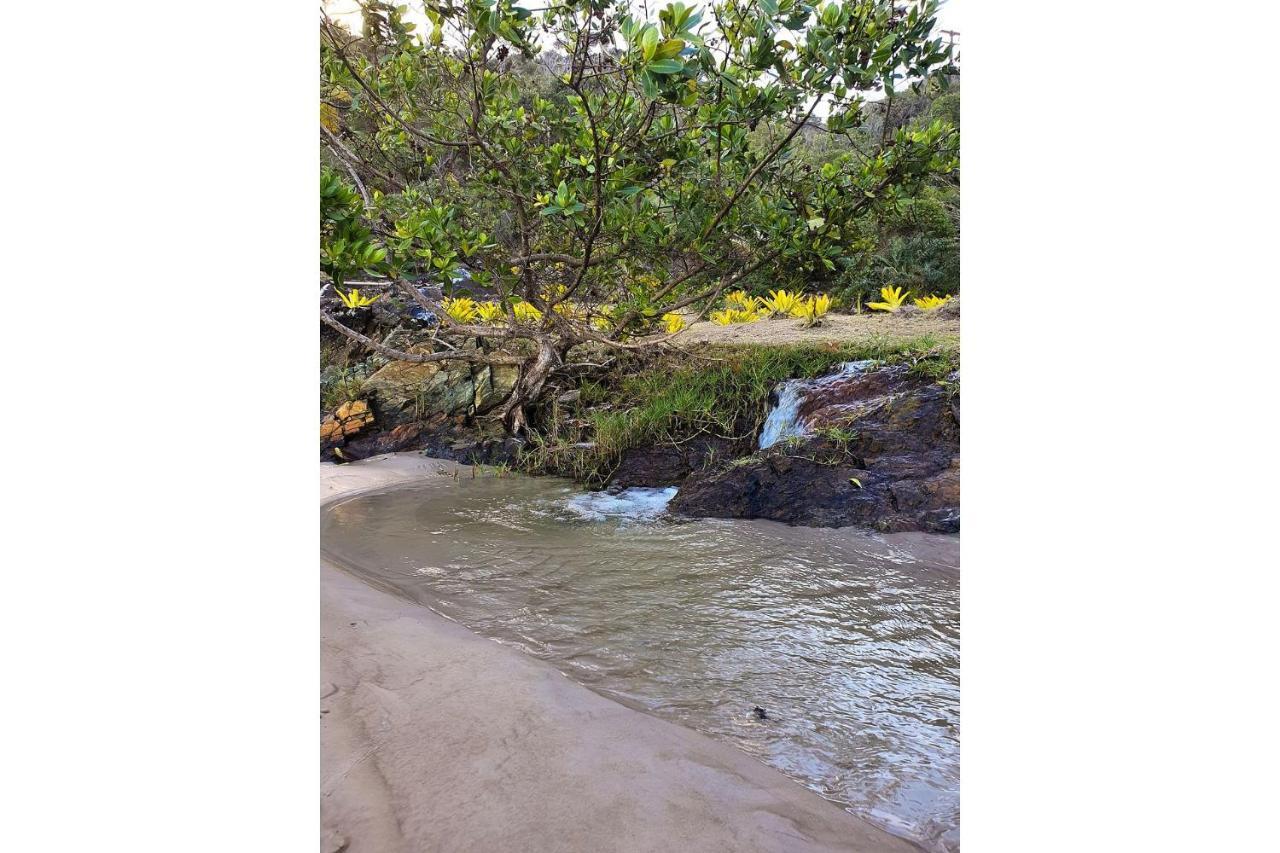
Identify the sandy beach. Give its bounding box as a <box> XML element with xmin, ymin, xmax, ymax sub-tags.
<box><xmin>320</xmin><ymin>452</ymin><xmax>921</xmax><ymax>852</ymax></box>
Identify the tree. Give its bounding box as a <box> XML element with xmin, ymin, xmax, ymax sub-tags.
<box><xmin>319</xmin><ymin>0</ymin><xmax>958</xmax><ymax>434</ymax></box>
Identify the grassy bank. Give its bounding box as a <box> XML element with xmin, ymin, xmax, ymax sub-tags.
<box><xmin>519</xmin><ymin>335</ymin><xmax>958</xmax><ymax>486</ymax></box>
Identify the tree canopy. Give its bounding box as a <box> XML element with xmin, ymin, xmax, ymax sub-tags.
<box><xmin>320</xmin><ymin>0</ymin><xmax>958</xmax><ymax>431</ymax></box>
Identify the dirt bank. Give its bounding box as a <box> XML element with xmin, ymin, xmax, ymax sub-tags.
<box><xmin>320</xmin><ymin>453</ymin><xmax>920</xmax><ymax>852</ymax></box>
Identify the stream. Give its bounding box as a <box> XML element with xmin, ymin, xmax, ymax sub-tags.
<box><xmin>322</xmin><ymin>476</ymin><xmax>959</xmax><ymax>851</ymax></box>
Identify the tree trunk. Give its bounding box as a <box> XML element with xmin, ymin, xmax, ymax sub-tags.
<box><xmin>500</xmin><ymin>339</ymin><xmax>559</xmax><ymax>436</ymax></box>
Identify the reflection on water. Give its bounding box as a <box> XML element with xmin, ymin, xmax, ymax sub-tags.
<box><xmin>322</xmin><ymin>476</ymin><xmax>959</xmax><ymax>852</ymax></box>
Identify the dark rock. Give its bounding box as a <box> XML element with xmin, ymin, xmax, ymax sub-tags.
<box><xmin>609</xmin><ymin>437</ymin><xmax>739</xmax><ymax>490</ymax></box>
<box><xmin>336</xmin><ymin>423</ymin><xmax>428</xmax><ymax>461</ymax></box>
<box><xmin>669</xmin><ymin>366</ymin><xmax>959</xmax><ymax>532</ymax></box>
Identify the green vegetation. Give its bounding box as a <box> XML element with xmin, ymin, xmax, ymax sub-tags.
<box><xmin>320</xmin><ymin>366</ymin><xmax>369</xmax><ymax>411</ymax></box>
<box><xmin>519</xmin><ymin>336</ymin><xmax>955</xmax><ymax>485</ymax></box>
<box><xmin>319</xmin><ymin>0</ymin><xmax>958</xmax><ymax>433</ymax></box>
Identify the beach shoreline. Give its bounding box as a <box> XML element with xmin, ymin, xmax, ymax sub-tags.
<box><xmin>320</xmin><ymin>452</ymin><xmax>922</xmax><ymax>852</ymax></box>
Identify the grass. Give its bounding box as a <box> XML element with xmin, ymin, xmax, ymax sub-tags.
<box><xmin>519</xmin><ymin>335</ymin><xmax>955</xmax><ymax>486</ymax></box>
<box><xmin>320</xmin><ymin>367</ymin><xmax>367</xmax><ymax>411</ymax></box>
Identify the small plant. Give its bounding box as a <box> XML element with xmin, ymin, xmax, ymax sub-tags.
<box><xmin>908</xmin><ymin>353</ymin><xmax>956</xmax><ymax>381</ymax></box>
<box><xmin>914</xmin><ymin>294</ymin><xmax>952</xmax><ymax>311</ymax></box>
<box><xmin>724</xmin><ymin>290</ymin><xmax>760</xmax><ymax>311</ymax></box>
<box><xmin>442</xmin><ymin>296</ymin><xmax>478</xmax><ymax>323</ymax></box>
<box><xmin>793</xmin><ymin>293</ymin><xmax>833</xmax><ymax>327</ymax></box>
<box><xmin>710</xmin><ymin>307</ymin><xmax>763</xmax><ymax>325</ymax></box>
<box><xmin>816</xmin><ymin>424</ymin><xmax>857</xmax><ymax>444</ymax></box>
<box><xmin>662</xmin><ymin>312</ymin><xmax>687</xmax><ymax>334</ymax></box>
<box><xmin>512</xmin><ymin>301</ymin><xmax>543</xmax><ymax>323</ymax></box>
<box><xmin>320</xmin><ymin>368</ymin><xmax>366</xmax><ymax>410</ymax></box>
<box><xmin>474</xmin><ymin>301</ymin><xmax>505</xmax><ymax>323</ymax></box>
<box><xmin>761</xmin><ymin>289</ymin><xmax>805</xmax><ymax>317</ymax></box>
<box><xmin>336</xmin><ymin>288</ymin><xmax>380</xmax><ymax>309</ymax></box>
<box><xmin>868</xmin><ymin>285</ymin><xmax>910</xmax><ymax>312</ymax></box>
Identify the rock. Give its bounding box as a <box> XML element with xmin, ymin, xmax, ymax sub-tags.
<box><xmin>320</xmin><ymin>400</ymin><xmax>374</xmax><ymax>444</ymax></box>
<box><xmin>338</xmin><ymin>423</ymin><xmax>428</xmax><ymax>461</ymax></box>
<box><xmin>360</xmin><ymin>359</ymin><xmax>517</xmax><ymax>428</ymax></box>
<box><xmin>669</xmin><ymin>365</ymin><xmax>959</xmax><ymax>532</ymax></box>
<box><xmin>609</xmin><ymin>437</ymin><xmax>739</xmax><ymax>489</ymax></box>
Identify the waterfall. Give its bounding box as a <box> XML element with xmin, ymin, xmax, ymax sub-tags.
<box><xmin>758</xmin><ymin>360</ymin><xmax>878</xmax><ymax>449</ymax></box>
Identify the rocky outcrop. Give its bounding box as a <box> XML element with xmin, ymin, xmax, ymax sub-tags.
<box><xmin>361</xmin><ymin>360</ymin><xmax>517</xmax><ymax>427</ymax></box>
<box><xmin>320</xmin><ymin>400</ymin><xmax>375</xmax><ymax>444</ymax></box>
<box><xmin>321</xmin><ymin>349</ymin><xmax>521</xmax><ymax>462</ymax></box>
<box><xmin>669</xmin><ymin>364</ymin><xmax>959</xmax><ymax>532</ymax></box>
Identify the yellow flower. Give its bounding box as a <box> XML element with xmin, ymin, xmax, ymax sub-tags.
<box><xmin>337</xmin><ymin>288</ymin><xmax>380</xmax><ymax>309</ymax></box>
<box><xmin>867</xmin><ymin>285</ymin><xmax>910</xmax><ymax>312</ymax></box>
<box><xmin>661</xmin><ymin>312</ymin><xmax>686</xmax><ymax>334</ymax></box>
<box><xmin>914</xmin><ymin>294</ymin><xmax>952</xmax><ymax>311</ymax></box>
<box><xmin>442</xmin><ymin>296</ymin><xmax>478</xmax><ymax>323</ymax></box>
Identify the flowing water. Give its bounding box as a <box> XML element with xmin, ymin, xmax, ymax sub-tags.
<box><xmin>322</xmin><ymin>477</ymin><xmax>959</xmax><ymax>851</ymax></box>
<box><xmin>758</xmin><ymin>359</ymin><xmax>879</xmax><ymax>449</ymax></box>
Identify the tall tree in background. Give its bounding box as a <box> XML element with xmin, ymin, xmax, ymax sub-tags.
<box><xmin>320</xmin><ymin>0</ymin><xmax>957</xmax><ymax>433</ymax></box>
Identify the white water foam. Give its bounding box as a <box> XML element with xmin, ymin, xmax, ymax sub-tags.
<box><xmin>564</xmin><ymin>486</ymin><xmax>678</xmax><ymax>521</ymax></box>
<box><xmin>758</xmin><ymin>359</ymin><xmax>878</xmax><ymax>449</ymax></box>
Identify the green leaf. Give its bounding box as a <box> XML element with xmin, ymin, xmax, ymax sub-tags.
<box><xmin>654</xmin><ymin>38</ymin><xmax>686</xmax><ymax>60</ymax></box>
<box><xmin>648</xmin><ymin>58</ymin><xmax>684</xmax><ymax>75</ymax></box>
<box><xmin>641</xmin><ymin>27</ymin><xmax>659</xmax><ymax>61</ymax></box>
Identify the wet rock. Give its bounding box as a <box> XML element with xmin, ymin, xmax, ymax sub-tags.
<box><xmin>416</xmin><ymin>421</ymin><xmax>524</xmax><ymax>466</ymax></box>
<box><xmin>670</xmin><ymin>366</ymin><xmax>959</xmax><ymax>532</ymax></box>
<box><xmin>338</xmin><ymin>423</ymin><xmax>428</xmax><ymax>461</ymax></box>
<box><xmin>609</xmin><ymin>437</ymin><xmax>740</xmax><ymax>489</ymax></box>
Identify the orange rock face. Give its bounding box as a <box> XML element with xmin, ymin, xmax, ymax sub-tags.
<box><xmin>321</xmin><ymin>399</ymin><xmax>375</xmax><ymax>444</ymax></box>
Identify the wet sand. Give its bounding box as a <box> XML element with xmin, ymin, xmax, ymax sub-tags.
<box><xmin>321</xmin><ymin>453</ymin><xmax>922</xmax><ymax>852</ymax></box>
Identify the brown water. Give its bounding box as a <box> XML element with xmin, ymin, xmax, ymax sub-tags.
<box><xmin>322</xmin><ymin>476</ymin><xmax>959</xmax><ymax>851</ymax></box>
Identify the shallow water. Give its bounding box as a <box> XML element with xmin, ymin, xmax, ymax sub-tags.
<box><xmin>322</xmin><ymin>476</ymin><xmax>959</xmax><ymax>851</ymax></box>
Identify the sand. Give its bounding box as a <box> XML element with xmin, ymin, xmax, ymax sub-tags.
<box><xmin>673</xmin><ymin>309</ymin><xmax>959</xmax><ymax>349</ymax></box>
<box><xmin>320</xmin><ymin>453</ymin><xmax>921</xmax><ymax>852</ymax></box>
